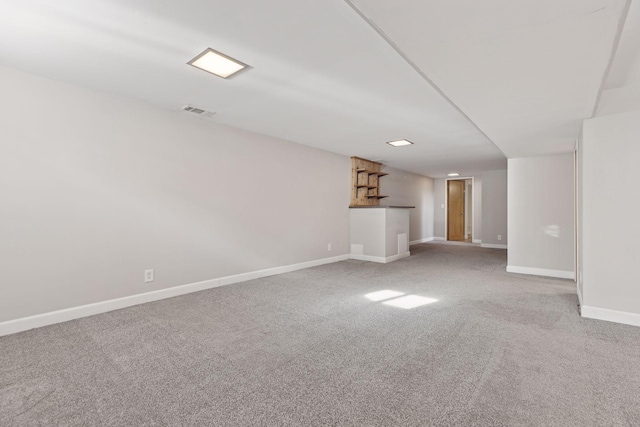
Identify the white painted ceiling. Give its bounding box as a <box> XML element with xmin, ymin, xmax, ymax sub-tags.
<box><xmin>604</xmin><ymin>0</ymin><xmax>640</xmax><ymax>90</ymax></box>
<box><xmin>348</xmin><ymin>0</ymin><xmax>629</xmax><ymax>159</ymax></box>
<box><xmin>0</xmin><ymin>0</ymin><xmax>632</xmax><ymax>177</ymax></box>
<box><xmin>597</xmin><ymin>0</ymin><xmax>640</xmax><ymax>116</ymax></box>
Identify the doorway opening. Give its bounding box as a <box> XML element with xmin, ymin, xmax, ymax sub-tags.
<box><xmin>446</xmin><ymin>178</ymin><xmax>473</xmax><ymax>242</ymax></box>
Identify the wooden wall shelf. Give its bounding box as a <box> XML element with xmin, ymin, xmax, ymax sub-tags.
<box><xmin>356</xmin><ymin>169</ymin><xmax>389</xmax><ymax>176</ymax></box>
<box><xmin>351</xmin><ymin>157</ymin><xmax>388</xmax><ymax>207</ymax></box>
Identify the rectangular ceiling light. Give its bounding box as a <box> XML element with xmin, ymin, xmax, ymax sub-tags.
<box><xmin>387</xmin><ymin>139</ymin><xmax>414</xmax><ymax>147</ymax></box>
<box><xmin>188</xmin><ymin>48</ymin><xmax>249</xmax><ymax>79</ymax></box>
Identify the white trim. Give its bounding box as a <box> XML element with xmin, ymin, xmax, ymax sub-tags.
<box><xmin>481</xmin><ymin>243</ymin><xmax>508</xmax><ymax>249</ymax></box>
<box><xmin>385</xmin><ymin>251</ymin><xmax>411</xmax><ymax>263</ymax></box>
<box><xmin>444</xmin><ymin>176</ymin><xmax>475</xmax><ymax>242</ymax></box>
<box><xmin>506</xmin><ymin>265</ymin><xmax>575</xmax><ymax>279</ymax></box>
<box><xmin>0</xmin><ymin>254</ymin><xmax>350</xmax><ymax>337</ymax></box>
<box><xmin>431</xmin><ymin>240</ymin><xmax>477</xmax><ymax>247</ymax></box>
<box><xmin>581</xmin><ymin>305</ymin><xmax>640</xmax><ymax>328</ymax></box>
<box><xmin>434</xmin><ymin>237</ymin><xmax>446</xmax><ymax>241</ymax></box>
<box><xmin>218</xmin><ymin>254</ymin><xmax>349</xmax><ymax>286</ymax></box>
<box><xmin>349</xmin><ymin>251</ymin><xmax>410</xmax><ymax>264</ymax></box>
<box><xmin>350</xmin><ymin>254</ymin><xmax>386</xmax><ymax>263</ymax></box>
<box><xmin>409</xmin><ymin>237</ymin><xmax>435</xmax><ymax>245</ymax></box>
<box><xmin>472</xmin><ymin>239</ymin><xmax>482</xmax><ymax>244</ymax></box>
<box><xmin>574</xmin><ymin>143</ymin><xmax>581</xmax><ymax>309</ymax></box>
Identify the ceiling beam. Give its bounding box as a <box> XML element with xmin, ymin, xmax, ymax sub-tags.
<box><xmin>343</xmin><ymin>0</ymin><xmax>507</xmax><ymax>159</ymax></box>
<box><xmin>591</xmin><ymin>0</ymin><xmax>632</xmax><ymax>117</ymax></box>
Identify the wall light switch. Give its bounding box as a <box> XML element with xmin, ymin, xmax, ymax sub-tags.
<box><xmin>144</xmin><ymin>269</ymin><xmax>154</xmax><ymax>283</ymax></box>
<box><xmin>328</xmin><ymin>243</ymin><xmax>332</xmax><ymax>251</ymax></box>
<box><xmin>497</xmin><ymin>235</ymin><xmax>502</xmax><ymax>241</ymax></box>
<box><xmin>441</xmin><ymin>204</ymin><xmax>445</xmax><ymax>209</ymax></box>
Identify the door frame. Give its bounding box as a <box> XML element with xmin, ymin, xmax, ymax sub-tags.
<box><xmin>444</xmin><ymin>177</ymin><xmax>475</xmax><ymax>242</ymax></box>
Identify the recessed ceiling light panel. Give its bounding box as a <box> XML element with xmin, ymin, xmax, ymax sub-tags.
<box><xmin>387</xmin><ymin>139</ymin><xmax>414</xmax><ymax>147</ymax></box>
<box><xmin>447</xmin><ymin>173</ymin><xmax>460</xmax><ymax>177</ymax></box>
<box><xmin>188</xmin><ymin>48</ymin><xmax>249</xmax><ymax>79</ymax></box>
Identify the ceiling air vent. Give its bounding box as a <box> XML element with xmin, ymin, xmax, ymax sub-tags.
<box><xmin>181</xmin><ymin>105</ymin><xmax>216</xmax><ymax>119</ymax></box>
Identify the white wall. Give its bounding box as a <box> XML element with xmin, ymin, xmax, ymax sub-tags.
<box><xmin>580</xmin><ymin>109</ymin><xmax>640</xmax><ymax>321</ymax></box>
<box><xmin>507</xmin><ymin>155</ymin><xmax>575</xmax><ymax>278</ymax></box>
<box><xmin>576</xmin><ymin>0</ymin><xmax>640</xmax><ymax>325</ymax></box>
<box><xmin>349</xmin><ymin>209</ymin><xmax>386</xmax><ymax>258</ymax></box>
<box><xmin>481</xmin><ymin>170</ymin><xmax>508</xmax><ymax>246</ymax></box>
<box><xmin>380</xmin><ymin>167</ymin><xmax>434</xmax><ymax>243</ymax></box>
<box><xmin>0</xmin><ymin>66</ymin><xmax>351</xmax><ymax>323</ymax></box>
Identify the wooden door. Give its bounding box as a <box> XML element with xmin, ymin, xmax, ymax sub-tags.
<box><xmin>447</xmin><ymin>180</ymin><xmax>465</xmax><ymax>241</ymax></box>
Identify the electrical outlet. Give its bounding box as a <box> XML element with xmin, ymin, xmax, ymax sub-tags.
<box><xmin>328</xmin><ymin>243</ymin><xmax>332</xmax><ymax>251</ymax></box>
<box><xmin>497</xmin><ymin>235</ymin><xmax>502</xmax><ymax>241</ymax></box>
<box><xmin>144</xmin><ymin>269</ymin><xmax>154</xmax><ymax>283</ymax></box>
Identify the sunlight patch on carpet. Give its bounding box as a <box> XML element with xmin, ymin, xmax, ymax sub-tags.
<box><xmin>383</xmin><ymin>295</ymin><xmax>438</xmax><ymax>309</ymax></box>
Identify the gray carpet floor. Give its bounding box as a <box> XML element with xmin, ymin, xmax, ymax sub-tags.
<box><xmin>2</xmin><ymin>243</ymin><xmax>640</xmax><ymax>426</ymax></box>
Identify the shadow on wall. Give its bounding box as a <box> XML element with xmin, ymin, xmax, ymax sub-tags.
<box><xmin>542</xmin><ymin>225</ymin><xmax>560</xmax><ymax>238</ymax></box>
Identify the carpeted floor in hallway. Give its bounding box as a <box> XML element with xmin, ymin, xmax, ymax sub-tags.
<box><xmin>2</xmin><ymin>242</ymin><xmax>640</xmax><ymax>426</ymax></box>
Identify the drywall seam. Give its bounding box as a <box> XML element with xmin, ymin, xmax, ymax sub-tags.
<box><xmin>0</xmin><ymin>254</ymin><xmax>350</xmax><ymax>337</ymax></box>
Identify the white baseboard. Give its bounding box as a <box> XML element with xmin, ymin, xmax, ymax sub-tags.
<box><xmin>481</xmin><ymin>243</ymin><xmax>508</xmax><ymax>249</ymax></box>
<box><xmin>472</xmin><ymin>239</ymin><xmax>482</xmax><ymax>244</ymax></box>
<box><xmin>506</xmin><ymin>265</ymin><xmax>575</xmax><ymax>280</ymax></box>
<box><xmin>218</xmin><ymin>254</ymin><xmax>348</xmax><ymax>286</ymax></box>
<box><xmin>409</xmin><ymin>237</ymin><xmax>435</xmax><ymax>245</ymax></box>
<box><xmin>349</xmin><ymin>251</ymin><xmax>410</xmax><ymax>264</ymax></box>
<box><xmin>434</xmin><ymin>237</ymin><xmax>446</xmax><ymax>241</ymax></box>
<box><xmin>581</xmin><ymin>305</ymin><xmax>640</xmax><ymax>328</ymax></box>
<box><xmin>0</xmin><ymin>254</ymin><xmax>350</xmax><ymax>337</ymax></box>
<box><xmin>350</xmin><ymin>254</ymin><xmax>385</xmax><ymax>263</ymax></box>
<box><xmin>385</xmin><ymin>251</ymin><xmax>411</xmax><ymax>263</ymax></box>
